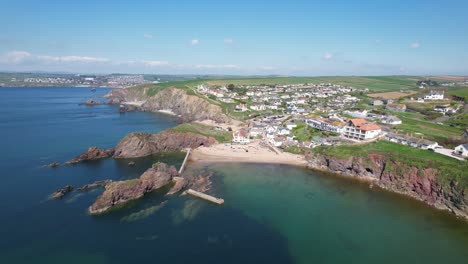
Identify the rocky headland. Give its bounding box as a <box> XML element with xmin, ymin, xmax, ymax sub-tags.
<box><xmin>113</xmin><ymin>130</ymin><xmax>217</xmax><ymax>159</ymax></box>
<box><xmin>89</xmin><ymin>162</ymin><xmax>179</xmax><ymax>214</ymax></box>
<box><xmin>306</xmin><ymin>152</ymin><xmax>468</xmax><ymax>220</ymax></box>
<box><xmin>66</xmin><ymin>146</ymin><xmax>115</xmax><ymax>164</ymax></box>
<box><xmin>105</xmin><ymin>86</ymin><xmax>230</xmax><ymax>123</ymax></box>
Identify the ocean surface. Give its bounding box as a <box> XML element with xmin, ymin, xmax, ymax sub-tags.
<box><xmin>0</xmin><ymin>87</ymin><xmax>467</xmax><ymax>264</ymax></box>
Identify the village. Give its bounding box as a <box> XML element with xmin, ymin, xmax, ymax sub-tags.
<box><xmin>194</xmin><ymin>82</ymin><xmax>467</xmax><ymax>161</ymax></box>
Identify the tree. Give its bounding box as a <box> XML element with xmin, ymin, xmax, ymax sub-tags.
<box><xmin>227</xmin><ymin>84</ymin><xmax>235</xmax><ymax>91</ymax></box>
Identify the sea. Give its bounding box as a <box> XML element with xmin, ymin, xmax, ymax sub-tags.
<box><xmin>0</xmin><ymin>87</ymin><xmax>467</xmax><ymax>264</ymax></box>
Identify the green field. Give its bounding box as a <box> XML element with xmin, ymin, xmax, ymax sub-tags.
<box><xmin>200</xmin><ymin>76</ymin><xmax>422</xmax><ymax>92</ymax></box>
<box><xmin>313</xmin><ymin>141</ymin><xmax>468</xmax><ymax>188</ymax></box>
<box><xmin>170</xmin><ymin>122</ymin><xmax>232</xmax><ymax>143</ymax></box>
<box><xmin>394</xmin><ymin>116</ymin><xmax>462</xmax><ymax>137</ymax></box>
<box><xmin>447</xmin><ymin>87</ymin><xmax>468</xmax><ymax>99</ymax></box>
<box><xmin>135</xmin><ymin>75</ymin><xmax>427</xmax><ymax>93</ymax></box>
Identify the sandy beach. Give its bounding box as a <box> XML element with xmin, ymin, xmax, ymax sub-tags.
<box><xmin>190</xmin><ymin>141</ymin><xmax>308</xmax><ymax>166</ymax></box>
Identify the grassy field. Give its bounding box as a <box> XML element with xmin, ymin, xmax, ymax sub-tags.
<box><xmin>201</xmin><ymin>76</ymin><xmax>421</xmax><ymax>92</ymax></box>
<box><xmin>368</xmin><ymin>91</ymin><xmax>417</xmax><ymax>99</ymax></box>
<box><xmin>394</xmin><ymin>116</ymin><xmax>462</xmax><ymax>138</ymax></box>
<box><xmin>313</xmin><ymin>141</ymin><xmax>468</xmax><ymax>188</ymax></box>
<box><xmin>446</xmin><ymin>87</ymin><xmax>468</xmax><ymax>99</ymax></box>
<box><xmin>170</xmin><ymin>122</ymin><xmax>232</xmax><ymax>143</ymax></box>
<box><xmin>136</xmin><ymin>75</ymin><xmax>426</xmax><ymax>94</ymax></box>
<box><xmin>444</xmin><ymin>113</ymin><xmax>468</xmax><ymax>129</ymax></box>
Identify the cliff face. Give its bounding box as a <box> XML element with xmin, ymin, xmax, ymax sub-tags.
<box><xmin>113</xmin><ymin>130</ymin><xmax>217</xmax><ymax>159</ymax></box>
<box><xmin>106</xmin><ymin>87</ymin><xmax>230</xmax><ymax>123</ymax></box>
<box><xmin>89</xmin><ymin>162</ymin><xmax>178</xmax><ymax>214</ymax></box>
<box><xmin>307</xmin><ymin>153</ymin><xmax>468</xmax><ymax>220</ymax></box>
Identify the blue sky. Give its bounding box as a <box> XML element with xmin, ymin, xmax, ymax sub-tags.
<box><xmin>0</xmin><ymin>0</ymin><xmax>467</xmax><ymax>75</ymax></box>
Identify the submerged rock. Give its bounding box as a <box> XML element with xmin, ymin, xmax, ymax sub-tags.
<box><xmin>51</xmin><ymin>185</ymin><xmax>74</xmax><ymax>199</ymax></box>
<box><xmin>113</xmin><ymin>130</ymin><xmax>217</xmax><ymax>159</ymax></box>
<box><xmin>66</xmin><ymin>147</ymin><xmax>115</xmax><ymax>164</ymax></box>
<box><xmin>128</xmin><ymin>161</ymin><xmax>136</xmax><ymax>166</ymax></box>
<box><xmin>89</xmin><ymin>162</ymin><xmax>179</xmax><ymax>215</ymax></box>
<box><xmin>80</xmin><ymin>99</ymin><xmax>101</xmax><ymax>106</ymax></box>
<box><xmin>77</xmin><ymin>180</ymin><xmax>112</xmax><ymax>191</ymax></box>
<box><xmin>44</xmin><ymin>162</ymin><xmax>60</xmax><ymax>168</ymax></box>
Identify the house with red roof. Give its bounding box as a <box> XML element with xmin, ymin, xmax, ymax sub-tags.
<box><xmin>344</xmin><ymin>118</ymin><xmax>381</xmax><ymax>140</ymax></box>
<box><xmin>233</xmin><ymin>129</ymin><xmax>250</xmax><ymax>144</ymax></box>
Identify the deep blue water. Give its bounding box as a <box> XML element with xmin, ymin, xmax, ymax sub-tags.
<box><xmin>0</xmin><ymin>87</ymin><xmax>467</xmax><ymax>264</ymax></box>
<box><xmin>0</xmin><ymin>87</ymin><xmax>293</xmax><ymax>264</ymax></box>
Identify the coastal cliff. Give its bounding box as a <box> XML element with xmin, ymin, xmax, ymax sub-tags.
<box><xmin>89</xmin><ymin>162</ymin><xmax>178</xmax><ymax>214</ymax></box>
<box><xmin>106</xmin><ymin>86</ymin><xmax>230</xmax><ymax>123</ymax></box>
<box><xmin>113</xmin><ymin>130</ymin><xmax>217</xmax><ymax>158</ymax></box>
<box><xmin>306</xmin><ymin>145</ymin><xmax>468</xmax><ymax>220</ymax></box>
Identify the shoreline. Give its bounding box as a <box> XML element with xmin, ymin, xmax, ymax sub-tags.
<box><xmin>190</xmin><ymin>141</ymin><xmax>308</xmax><ymax>166</ymax></box>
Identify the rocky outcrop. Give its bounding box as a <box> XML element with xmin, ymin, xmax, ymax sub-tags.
<box><xmin>51</xmin><ymin>185</ymin><xmax>74</xmax><ymax>199</ymax></box>
<box><xmin>89</xmin><ymin>163</ymin><xmax>178</xmax><ymax>214</ymax></box>
<box><xmin>77</xmin><ymin>180</ymin><xmax>112</xmax><ymax>191</ymax></box>
<box><xmin>113</xmin><ymin>130</ymin><xmax>217</xmax><ymax>159</ymax></box>
<box><xmin>66</xmin><ymin>147</ymin><xmax>115</xmax><ymax>164</ymax></box>
<box><xmin>106</xmin><ymin>87</ymin><xmax>230</xmax><ymax>123</ymax></box>
<box><xmin>80</xmin><ymin>99</ymin><xmax>101</xmax><ymax>106</ymax></box>
<box><xmin>43</xmin><ymin>162</ymin><xmax>60</xmax><ymax>168</ymax></box>
<box><xmin>167</xmin><ymin>177</ymin><xmax>186</xmax><ymax>195</ymax></box>
<box><xmin>307</xmin><ymin>153</ymin><xmax>468</xmax><ymax>220</ymax></box>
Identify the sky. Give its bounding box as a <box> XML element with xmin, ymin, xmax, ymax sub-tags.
<box><xmin>0</xmin><ymin>0</ymin><xmax>467</xmax><ymax>76</ymax></box>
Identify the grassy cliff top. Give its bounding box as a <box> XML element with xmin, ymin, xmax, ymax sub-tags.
<box><xmin>170</xmin><ymin>122</ymin><xmax>232</xmax><ymax>143</ymax></box>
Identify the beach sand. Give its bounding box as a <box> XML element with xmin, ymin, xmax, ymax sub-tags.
<box><xmin>190</xmin><ymin>141</ymin><xmax>308</xmax><ymax>166</ymax></box>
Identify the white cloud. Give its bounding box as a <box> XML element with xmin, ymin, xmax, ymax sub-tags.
<box><xmin>141</xmin><ymin>60</ymin><xmax>169</xmax><ymax>67</ymax></box>
<box><xmin>62</xmin><ymin>56</ymin><xmax>109</xmax><ymax>63</ymax></box>
<box><xmin>0</xmin><ymin>52</ymin><xmax>109</xmax><ymax>64</ymax></box>
<box><xmin>375</xmin><ymin>39</ymin><xmax>381</xmax><ymax>44</ymax></box>
<box><xmin>143</xmin><ymin>33</ymin><xmax>153</xmax><ymax>39</ymax></box>
<box><xmin>258</xmin><ymin>66</ymin><xmax>275</xmax><ymax>70</ymax></box>
<box><xmin>322</xmin><ymin>52</ymin><xmax>334</xmax><ymax>60</ymax></box>
<box><xmin>37</xmin><ymin>55</ymin><xmax>110</xmax><ymax>63</ymax></box>
<box><xmin>0</xmin><ymin>51</ymin><xmax>32</xmax><ymax>63</ymax></box>
<box><xmin>195</xmin><ymin>64</ymin><xmax>239</xmax><ymax>69</ymax></box>
<box><xmin>410</xmin><ymin>41</ymin><xmax>421</xmax><ymax>49</ymax></box>
<box><xmin>191</xmin><ymin>39</ymin><xmax>199</xmax><ymax>45</ymax></box>
<box><xmin>224</xmin><ymin>38</ymin><xmax>234</xmax><ymax>45</ymax></box>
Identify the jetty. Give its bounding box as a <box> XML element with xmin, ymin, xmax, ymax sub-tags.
<box><xmin>186</xmin><ymin>189</ymin><xmax>224</xmax><ymax>205</ymax></box>
<box><xmin>178</xmin><ymin>149</ymin><xmax>191</xmax><ymax>174</ymax></box>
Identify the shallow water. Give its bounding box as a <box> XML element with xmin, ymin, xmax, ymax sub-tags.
<box><xmin>0</xmin><ymin>87</ymin><xmax>467</xmax><ymax>264</ymax></box>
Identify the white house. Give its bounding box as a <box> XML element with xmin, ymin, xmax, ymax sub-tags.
<box><xmin>250</xmin><ymin>104</ymin><xmax>266</xmax><ymax>111</ymax></box>
<box><xmin>424</xmin><ymin>90</ymin><xmax>444</xmax><ymax>100</ymax></box>
<box><xmin>235</xmin><ymin>103</ymin><xmax>248</xmax><ymax>112</ymax></box>
<box><xmin>454</xmin><ymin>144</ymin><xmax>468</xmax><ymax>157</ymax></box>
<box><xmin>232</xmin><ymin>129</ymin><xmax>250</xmax><ymax>144</ymax></box>
<box><xmin>381</xmin><ymin>116</ymin><xmax>402</xmax><ymax>125</ymax></box>
<box><xmin>344</xmin><ymin>119</ymin><xmax>381</xmax><ymax>140</ymax></box>
<box><xmin>286</xmin><ymin>122</ymin><xmax>298</xmax><ymax>130</ymax></box>
<box><xmin>249</xmin><ymin>127</ymin><xmax>263</xmax><ymax>138</ymax></box>
<box><xmin>278</xmin><ymin>128</ymin><xmax>290</xmax><ymax>135</ymax></box>
<box><xmin>270</xmin><ymin>136</ymin><xmax>286</xmax><ymax>147</ymax></box>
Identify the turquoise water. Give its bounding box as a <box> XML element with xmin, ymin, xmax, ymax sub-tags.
<box><xmin>0</xmin><ymin>87</ymin><xmax>467</xmax><ymax>263</ymax></box>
